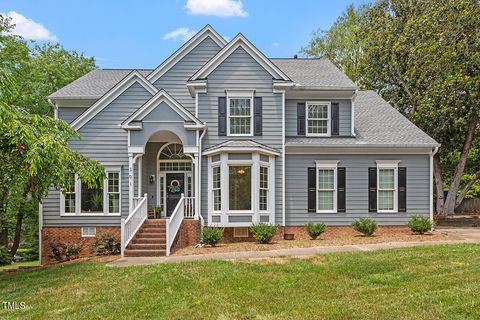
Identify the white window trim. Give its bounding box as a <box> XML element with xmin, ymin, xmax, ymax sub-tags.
<box><xmin>316</xmin><ymin>160</ymin><xmax>339</xmax><ymax>213</ymax></box>
<box><xmin>227</xmin><ymin>91</ymin><xmax>254</xmax><ymax>137</ymax></box>
<box><xmin>211</xmin><ymin>165</ymin><xmax>222</xmax><ymax>213</ymax></box>
<box><xmin>208</xmin><ymin>153</ymin><xmax>275</xmax><ymax>226</ymax></box>
<box><xmin>106</xmin><ymin>171</ymin><xmax>121</xmax><ymax>215</ymax></box>
<box><xmin>259</xmin><ymin>165</ymin><xmax>270</xmax><ymax>212</ymax></box>
<box><xmin>376</xmin><ymin>160</ymin><xmax>400</xmax><ymax>213</ymax></box>
<box><xmin>60</xmin><ymin>168</ymin><xmax>122</xmax><ymax>217</ymax></box>
<box><xmin>81</xmin><ymin>227</ymin><xmax>96</xmax><ymax>237</ymax></box>
<box><xmin>306</xmin><ymin>101</ymin><xmax>331</xmax><ymax>137</ymax></box>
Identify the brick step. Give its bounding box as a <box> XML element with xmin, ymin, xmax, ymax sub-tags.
<box><xmin>139</xmin><ymin>227</ymin><xmax>165</xmax><ymax>233</ymax></box>
<box><xmin>135</xmin><ymin>232</ymin><xmax>166</xmax><ymax>238</ymax></box>
<box><xmin>131</xmin><ymin>238</ymin><xmax>165</xmax><ymax>244</ymax></box>
<box><xmin>127</xmin><ymin>243</ymin><xmax>166</xmax><ymax>250</ymax></box>
<box><xmin>124</xmin><ymin>249</ymin><xmax>166</xmax><ymax>257</ymax></box>
<box><xmin>438</xmin><ymin>216</ymin><xmax>480</xmax><ymax>227</ymax></box>
<box><xmin>144</xmin><ymin>219</ymin><xmax>166</xmax><ymax>225</ymax></box>
<box><xmin>142</xmin><ymin>224</ymin><xmax>166</xmax><ymax>229</ymax></box>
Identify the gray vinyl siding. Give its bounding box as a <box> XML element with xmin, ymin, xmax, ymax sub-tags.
<box><xmin>199</xmin><ymin>47</ymin><xmax>283</xmax><ymax>224</ymax></box>
<box><xmin>153</xmin><ymin>36</ymin><xmax>221</xmax><ymax>115</ymax></box>
<box><xmin>42</xmin><ymin>82</ymin><xmax>153</xmax><ymax>226</ymax></box>
<box><xmin>142</xmin><ymin>142</ymin><xmax>165</xmax><ymax>209</ymax></box>
<box><xmin>285</xmin><ymin>153</ymin><xmax>430</xmax><ymax>226</ymax></box>
<box><xmin>285</xmin><ymin>99</ymin><xmax>352</xmax><ymax>136</ymax></box>
<box><xmin>57</xmin><ymin>107</ymin><xmax>88</xmax><ymax>124</ymax></box>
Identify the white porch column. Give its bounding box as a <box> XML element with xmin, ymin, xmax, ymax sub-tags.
<box><xmin>128</xmin><ymin>153</ymin><xmax>134</xmax><ymax>213</ymax></box>
<box><xmin>137</xmin><ymin>156</ymin><xmax>142</xmax><ymax>198</ymax></box>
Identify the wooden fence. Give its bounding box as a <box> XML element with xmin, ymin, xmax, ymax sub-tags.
<box><xmin>456</xmin><ymin>198</ymin><xmax>480</xmax><ymax>213</ymax></box>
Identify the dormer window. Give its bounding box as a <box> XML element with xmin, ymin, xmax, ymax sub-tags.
<box><xmin>227</xmin><ymin>92</ymin><xmax>254</xmax><ymax>136</ymax></box>
<box><xmin>306</xmin><ymin>101</ymin><xmax>331</xmax><ymax>136</ymax></box>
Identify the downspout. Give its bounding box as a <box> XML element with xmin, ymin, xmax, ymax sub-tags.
<box><xmin>430</xmin><ymin>146</ymin><xmax>439</xmax><ymax>229</ymax></box>
<box><xmin>198</xmin><ymin>123</ymin><xmax>208</xmax><ymax>227</ymax></box>
<box><xmin>351</xmin><ymin>90</ymin><xmax>357</xmax><ymax>137</ymax></box>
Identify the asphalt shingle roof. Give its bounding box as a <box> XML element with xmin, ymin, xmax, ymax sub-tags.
<box><xmin>203</xmin><ymin>140</ymin><xmax>280</xmax><ymax>154</ymax></box>
<box><xmin>286</xmin><ymin>91</ymin><xmax>439</xmax><ymax>147</ymax></box>
<box><xmin>48</xmin><ymin>69</ymin><xmax>151</xmax><ymax>99</ymax></box>
<box><xmin>271</xmin><ymin>58</ymin><xmax>357</xmax><ymax>89</ymax></box>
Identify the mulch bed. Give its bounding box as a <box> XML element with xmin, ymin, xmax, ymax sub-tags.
<box><xmin>173</xmin><ymin>230</ymin><xmax>462</xmax><ymax>256</ymax></box>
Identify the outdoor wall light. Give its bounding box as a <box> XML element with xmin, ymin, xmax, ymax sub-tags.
<box><xmin>149</xmin><ymin>175</ymin><xmax>155</xmax><ymax>184</ymax></box>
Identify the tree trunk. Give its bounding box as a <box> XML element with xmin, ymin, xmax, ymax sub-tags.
<box><xmin>10</xmin><ymin>210</ymin><xmax>23</xmax><ymax>256</ymax></box>
<box><xmin>0</xmin><ymin>226</ymin><xmax>8</xmax><ymax>247</ymax></box>
<box><xmin>433</xmin><ymin>157</ymin><xmax>445</xmax><ymax>214</ymax></box>
<box><xmin>441</xmin><ymin>112</ymin><xmax>479</xmax><ymax>215</ymax></box>
<box><xmin>455</xmin><ymin>169</ymin><xmax>480</xmax><ymax>209</ymax></box>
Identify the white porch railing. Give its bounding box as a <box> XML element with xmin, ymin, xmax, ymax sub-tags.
<box><xmin>132</xmin><ymin>196</ymin><xmax>143</xmax><ymax>209</ymax></box>
<box><xmin>184</xmin><ymin>197</ymin><xmax>195</xmax><ymax>218</ymax></box>
<box><xmin>166</xmin><ymin>193</ymin><xmax>185</xmax><ymax>256</ymax></box>
<box><xmin>121</xmin><ymin>193</ymin><xmax>148</xmax><ymax>257</ymax></box>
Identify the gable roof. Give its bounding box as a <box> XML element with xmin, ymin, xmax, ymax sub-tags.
<box><xmin>70</xmin><ymin>71</ymin><xmax>158</xmax><ymax>130</ymax></box>
<box><xmin>122</xmin><ymin>90</ymin><xmax>202</xmax><ymax>130</ymax></box>
<box><xmin>271</xmin><ymin>58</ymin><xmax>357</xmax><ymax>89</ymax></box>
<box><xmin>189</xmin><ymin>34</ymin><xmax>291</xmax><ymax>82</ymax></box>
<box><xmin>48</xmin><ymin>69</ymin><xmax>151</xmax><ymax>100</ymax></box>
<box><xmin>285</xmin><ymin>90</ymin><xmax>439</xmax><ymax>148</ymax></box>
<box><xmin>147</xmin><ymin>25</ymin><xmax>227</xmax><ymax>83</ymax></box>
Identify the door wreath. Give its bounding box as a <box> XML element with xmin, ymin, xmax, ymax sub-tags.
<box><xmin>168</xmin><ymin>179</ymin><xmax>181</xmax><ymax>193</ymax></box>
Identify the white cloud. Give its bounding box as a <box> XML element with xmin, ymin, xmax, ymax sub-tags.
<box><xmin>163</xmin><ymin>27</ymin><xmax>197</xmax><ymax>42</ymax></box>
<box><xmin>222</xmin><ymin>35</ymin><xmax>231</xmax><ymax>42</ymax></box>
<box><xmin>3</xmin><ymin>11</ymin><xmax>56</xmax><ymax>41</ymax></box>
<box><xmin>185</xmin><ymin>0</ymin><xmax>248</xmax><ymax>17</ymax></box>
<box><xmin>273</xmin><ymin>42</ymin><xmax>279</xmax><ymax>47</ymax></box>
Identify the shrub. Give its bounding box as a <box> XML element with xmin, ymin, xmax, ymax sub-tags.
<box><xmin>352</xmin><ymin>218</ymin><xmax>378</xmax><ymax>236</ymax></box>
<box><xmin>201</xmin><ymin>227</ymin><xmax>224</xmax><ymax>246</ymax></box>
<box><xmin>15</xmin><ymin>247</ymin><xmax>39</xmax><ymax>262</ymax></box>
<box><xmin>93</xmin><ymin>232</ymin><xmax>121</xmax><ymax>255</ymax></box>
<box><xmin>249</xmin><ymin>223</ymin><xmax>278</xmax><ymax>244</ymax></box>
<box><xmin>305</xmin><ymin>223</ymin><xmax>326</xmax><ymax>240</ymax></box>
<box><xmin>49</xmin><ymin>242</ymin><xmax>83</xmax><ymax>262</ymax></box>
<box><xmin>0</xmin><ymin>245</ymin><xmax>12</xmax><ymax>266</ymax></box>
<box><xmin>407</xmin><ymin>215</ymin><xmax>433</xmax><ymax>234</ymax></box>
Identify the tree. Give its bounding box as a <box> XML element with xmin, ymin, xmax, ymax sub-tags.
<box><xmin>0</xmin><ymin>14</ymin><xmax>96</xmax><ymax>115</ymax></box>
<box><xmin>301</xmin><ymin>4</ymin><xmax>369</xmax><ymax>82</ymax></box>
<box><xmin>303</xmin><ymin>0</ymin><xmax>480</xmax><ymax>215</ymax></box>
<box><xmin>0</xmin><ymin>72</ymin><xmax>105</xmax><ymax>256</ymax></box>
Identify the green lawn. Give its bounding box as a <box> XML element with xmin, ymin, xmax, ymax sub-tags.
<box><xmin>1</xmin><ymin>244</ymin><xmax>479</xmax><ymax>319</ymax></box>
<box><xmin>0</xmin><ymin>261</ymin><xmax>40</xmax><ymax>272</ymax></box>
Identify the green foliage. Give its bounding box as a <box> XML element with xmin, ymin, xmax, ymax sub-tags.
<box><xmin>200</xmin><ymin>227</ymin><xmax>224</xmax><ymax>246</ymax></box>
<box><xmin>249</xmin><ymin>223</ymin><xmax>278</xmax><ymax>244</ymax></box>
<box><xmin>90</xmin><ymin>192</ymin><xmax>104</xmax><ymax>212</ymax></box>
<box><xmin>48</xmin><ymin>242</ymin><xmax>82</xmax><ymax>262</ymax></box>
<box><xmin>352</xmin><ymin>218</ymin><xmax>378</xmax><ymax>236</ymax></box>
<box><xmin>305</xmin><ymin>222</ymin><xmax>327</xmax><ymax>240</ymax></box>
<box><xmin>407</xmin><ymin>215</ymin><xmax>434</xmax><ymax>235</ymax></box>
<box><xmin>92</xmin><ymin>232</ymin><xmax>120</xmax><ymax>256</ymax></box>
<box><xmin>0</xmin><ymin>245</ymin><xmax>12</xmax><ymax>266</ymax></box>
<box><xmin>15</xmin><ymin>248</ymin><xmax>39</xmax><ymax>262</ymax></box>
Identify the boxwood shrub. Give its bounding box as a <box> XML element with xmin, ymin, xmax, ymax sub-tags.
<box><xmin>249</xmin><ymin>223</ymin><xmax>277</xmax><ymax>244</ymax></box>
<box><xmin>201</xmin><ymin>227</ymin><xmax>224</xmax><ymax>246</ymax></box>
<box><xmin>305</xmin><ymin>223</ymin><xmax>327</xmax><ymax>240</ymax></box>
<box><xmin>407</xmin><ymin>215</ymin><xmax>433</xmax><ymax>234</ymax></box>
<box><xmin>352</xmin><ymin>218</ymin><xmax>378</xmax><ymax>236</ymax></box>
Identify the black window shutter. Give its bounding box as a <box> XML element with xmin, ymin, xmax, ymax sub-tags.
<box><xmin>297</xmin><ymin>102</ymin><xmax>306</xmax><ymax>136</ymax></box>
<box><xmin>218</xmin><ymin>97</ymin><xmax>227</xmax><ymax>136</ymax></box>
<box><xmin>331</xmin><ymin>103</ymin><xmax>339</xmax><ymax>136</ymax></box>
<box><xmin>368</xmin><ymin>168</ymin><xmax>377</xmax><ymax>212</ymax></box>
<box><xmin>398</xmin><ymin>167</ymin><xmax>407</xmax><ymax>212</ymax></box>
<box><xmin>254</xmin><ymin>97</ymin><xmax>262</xmax><ymax>136</ymax></box>
<box><xmin>308</xmin><ymin>167</ymin><xmax>316</xmax><ymax>212</ymax></box>
<box><xmin>337</xmin><ymin>167</ymin><xmax>346</xmax><ymax>212</ymax></box>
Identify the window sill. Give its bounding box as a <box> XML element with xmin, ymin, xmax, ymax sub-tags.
<box><xmin>227</xmin><ymin>211</ymin><xmax>254</xmax><ymax>215</ymax></box>
<box><xmin>377</xmin><ymin>210</ymin><xmax>398</xmax><ymax>214</ymax></box>
<box><xmin>306</xmin><ymin>134</ymin><xmax>330</xmax><ymax>137</ymax></box>
<box><xmin>227</xmin><ymin>134</ymin><xmax>254</xmax><ymax>137</ymax></box>
<box><xmin>60</xmin><ymin>213</ymin><xmax>121</xmax><ymax>217</ymax></box>
<box><xmin>316</xmin><ymin>210</ymin><xmax>337</xmax><ymax>214</ymax></box>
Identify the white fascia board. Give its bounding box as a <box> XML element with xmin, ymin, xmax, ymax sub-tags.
<box><xmin>186</xmin><ymin>80</ymin><xmax>207</xmax><ymax>97</ymax></box>
<box><xmin>190</xmin><ymin>34</ymin><xmax>291</xmax><ymax>81</ymax></box>
<box><xmin>122</xmin><ymin>90</ymin><xmax>202</xmax><ymax>128</ymax></box>
<box><xmin>147</xmin><ymin>25</ymin><xmax>227</xmax><ymax>83</ymax></box>
<box><xmin>71</xmin><ymin>71</ymin><xmax>158</xmax><ymax>130</ymax></box>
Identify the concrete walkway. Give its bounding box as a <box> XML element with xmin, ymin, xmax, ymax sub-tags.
<box><xmin>108</xmin><ymin>231</ymin><xmax>479</xmax><ymax>267</ymax></box>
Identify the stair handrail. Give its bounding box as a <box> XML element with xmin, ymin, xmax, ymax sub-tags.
<box><xmin>121</xmin><ymin>193</ymin><xmax>148</xmax><ymax>257</ymax></box>
<box><xmin>166</xmin><ymin>193</ymin><xmax>185</xmax><ymax>256</ymax></box>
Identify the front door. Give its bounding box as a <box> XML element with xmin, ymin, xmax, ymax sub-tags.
<box><xmin>166</xmin><ymin>173</ymin><xmax>185</xmax><ymax>216</ymax></box>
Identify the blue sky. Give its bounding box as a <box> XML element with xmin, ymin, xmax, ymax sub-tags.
<box><xmin>1</xmin><ymin>0</ymin><xmax>368</xmax><ymax>69</ymax></box>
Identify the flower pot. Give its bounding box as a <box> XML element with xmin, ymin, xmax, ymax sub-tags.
<box><xmin>284</xmin><ymin>233</ymin><xmax>295</xmax><ymax>240</ymax></box>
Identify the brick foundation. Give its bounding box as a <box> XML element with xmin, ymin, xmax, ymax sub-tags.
<box><xmin>41</xmin><ymin>227</ymin><xmax>120</xmax><ymax>265</ymax></box>
<box><xmin>172</xmin><ymin>219</ymin><xmax>202</xmax><ymax>252</ymax></box>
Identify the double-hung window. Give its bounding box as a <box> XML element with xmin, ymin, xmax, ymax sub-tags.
<box><xmin>307</xmin><ymin>102</ymin><xmax>330</xmax><ymax>136</ymax></box>
<box><xmin>259</xmin><ymin>166</ymin><xmax>269</xmax><ymax>211</ymax></box>
<box><xmin>212</xmin><ymin>166</ymin><xmax>221</xmax><ymax>212</ymax></box>
<box><xmin>64</xmin><ymin>174</ymin><xmax>76</xmax><ymax>214</ymax></box>
<box><xmin>377</xmin><ymin>161</ymin><xmax>398</xmax><ymax>212</ymax></box>
<box><xmin>228</xmin><ymin>92</ymin><xmax>253</xmax><ymax>136</ymax></box>
<box><xmin>316</xmin><ymin>161</ymin><xmax>338</xmax><ymax>213</ymax></box>
<box><xmin>107</xmin><ymin>172</ymin><xmax>120</xmax><ymax>214</ymax></box>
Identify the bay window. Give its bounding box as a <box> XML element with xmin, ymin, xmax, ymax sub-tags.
<box><xmin>212</xmin><ymin>166</ymin><xmax>221</xmax><ymax>212</ymax></box>
<box><xmin>229</xmin><ymin>165</ymin><xmax>252</xmax><ymax>211</ymax></box>
<box><xmin>259</xmin><ymin>166</ymin><xmax>268</xmax><ymax>211</ymax></box>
